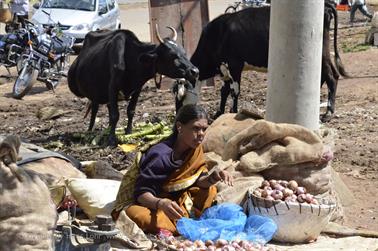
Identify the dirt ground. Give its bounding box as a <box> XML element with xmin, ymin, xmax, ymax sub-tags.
<box><xmin>0</xmin><ymin>7</ymin><xmax>377</xmax><ymax>233</ymax></box>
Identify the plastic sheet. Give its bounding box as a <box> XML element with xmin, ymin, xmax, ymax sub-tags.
<box><xmin>177</xmin><ymin>203</ymin><xmax>277</xmax><ymax>243</ymax></box>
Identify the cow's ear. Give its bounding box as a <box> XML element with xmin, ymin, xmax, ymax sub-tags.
<box><xmin>139</xmin><ymin>52</ymin><xmax>158</xmax><ymax>66</ymax></box>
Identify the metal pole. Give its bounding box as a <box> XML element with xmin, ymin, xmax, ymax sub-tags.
<box><xmin>266</xmin><ymin>0</ymin><xmax>324</xmax><ymax>130</ymax></box>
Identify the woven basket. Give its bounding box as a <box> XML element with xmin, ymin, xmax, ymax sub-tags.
<box><xmin>244</xmin><ymin>190</ymin><xmax>336</xmax><ymax>243</ymax></box>
<box><xmin>0</xmin><ymin>8</ymin><xmax>12</xmax><ymax>23</ymax></box>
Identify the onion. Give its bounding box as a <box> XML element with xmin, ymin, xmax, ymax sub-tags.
<box><xmin>288</xmin><ymin>180</ymin><xmax>298</xmax><ymax>190</ymax></box>
<box><xmin>285</xmin><ymin>194</ymin><xmax>298</xmax><ymax>202</ymax></box>
<box><xmin>183</xmin><ymin>240</ymin><xmax>193</xmax><ymax>247</ymax></box>
<box><xmin>296</xmin><ymin>186</ymin><xmax>306</xmax><ymax>195</ymax></box>
<box><xmin>205</xmin><ymin>240</ymin><xmax>214</xmax><ymax>247</ymax></box>
<box><xmin>305</xmin><ymin>193</ymin><xmax>314</xmax><ymax>203</ymax></box>
<box><xmin>253</xmin><ymin>189</ymin><xmax>262</xmax><ymax>197</ymax></box>
<box><xmin>215</xmin><ymin>239</ymin><xmax>228</xmax><ymax>247</ymax></box>
<box><xmin>261</xmin><ymin>187</ymin><xmax>273</xmax><ymax>198</ymax></box>
<box><xmin>231</xmin><ymin>241</ymin><xmax>241</xmax><ymax>249</ymax></box>
<box><xmin>239</xmin><ymin>240</ymin><xmax>251</xmax><ymax>249</ymax></box>
<box><xmin>297</xmin><ymin>194</ymin><xmax>307</xmax><ymax>203</ymax></box>
<box><xmin>273</xmin><ymin>184</ymin><xmax>285</xmax><ymax>191</ymax></box>
<box><xmin>222</xmin><ymin>245</ymin><xmax>236</xmax><ymax>251</ymax></box>
<box><xmin>311</xmin><ymin>198</ymin><xmax>319</xmax><ymax>205</ymax></box>
<box><xmin>321</xmin><ymin>148</ymin><xmax>334</xmax><ymax>162</ymax></box>
<box><xmin>280</xmin><ymin>180</ymin><xmax>289</xmax><ymax>187</ymax></box>
<box><xmin>261</xmin><ymin>190</ymin><xmax>268</xmax><ymax>198</ymax></box>
<box><xmin>194</xmin><ymin>240</ymin><xmax>205</xmax><ymax>248</ymax></box>
<box><xmin>269</xmin><ymin>179</ymin><xmax>278</xmax><ymax>187</ymax></box>
<box><xmin>282</xmin><ymin>188</ymin><xmax>294</xmax><ymax>198</ymax></box>
<box><xmin>166</xmin><ymin>236</ymin><xmax>176</xmax><ymax>245</ymax></box>
<box><xmin>271</xmin><ymin>190</ymin><xmax>283</xmax><ymax>200</ymax></box>
<box><xmin>261</xmin><ymin>180</ymin><xmax>270</xmax><ymax>188</ymax></box>
<box><xmin>207</xmin><ymin>246</ymin><xmax>216</xmax><ymax>251</ymax></box>
<box><xmin>176</xmin><ymin>242</ymin><xmax>186</xmax><ymax>249</ymax></box>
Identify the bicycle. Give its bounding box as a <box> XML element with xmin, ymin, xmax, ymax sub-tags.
<box><xmin>225</xmin><ymin>0</ymin><xmax>269</xmax><ymax>13</ymax></box>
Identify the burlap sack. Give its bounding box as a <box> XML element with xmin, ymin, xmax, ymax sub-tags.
<box><xmin>21</xmin><ymin>157</ymin><xmax>86</xmax><ymax>187</ymax></box>
<box><xmin>216</xmin><ymin>172</ymin><xmax>264</xmax><ymax>205</ymax></box>
<box><xmin>203</xmin><ymin>152</ymin><xmax>263</xmax><ymax>205</ymax></box>
<box><xmin>204</xmin><ymin>151</ymin><xmax>234</xmax><ymax>170</ymax></box>
<box><xmin>113</xmin><ymin>210</ymin><xmax>153</xmax><ymax>250</ymax></box>
<box><xmin>222</xmin><ymin>120</ymin><xmax>324</xmax><ymax>162</ymax></box>
<box><xmin>0</xmin><ymin>161</ymin><xmax>57</xmax><ymax>251</ymax></box>
<box><xmin>203</xmin><ymin>113</ymin><xmax>256</xmax><ymax>156</ymax></box>
<box><xmin>81</xmin><ymin>160</ymin><xmax>123</xmax><ymax>181</ymax></box>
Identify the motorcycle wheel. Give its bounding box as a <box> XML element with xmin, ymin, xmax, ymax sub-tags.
<box><xmin>12</xmin><ymin>64</ymin><xmax>37</xmax><ymax>99</ymax></box>
<box><xmin>16</xmin><ymin>56</ymin><xmax>26</xmax><ymax>73</ymax></box>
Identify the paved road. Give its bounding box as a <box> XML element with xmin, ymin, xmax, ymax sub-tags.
<box><xmin>0</xmin><ymin>1</ymin><xmax>234</xmax><ymax>41</ymax></box>
<box><xmin>119</xmin><ymin>0</ymin><xmax>236</xmax><ymax>42</ymax></box>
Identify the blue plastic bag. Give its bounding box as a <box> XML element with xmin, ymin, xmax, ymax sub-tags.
<box><xmin>177</xmin><ymin>203</ymin><xmax>246</xmax><ymax>241</ymax></box>
<box><xmin>244</xmin><ymin>215</ymin><xmax>277</xmax><ymax>244</ymax></box>
<box><xmin>177</xmin><ymin>203</ymin><xmax>277</xmax><ymax>244</ymax></box>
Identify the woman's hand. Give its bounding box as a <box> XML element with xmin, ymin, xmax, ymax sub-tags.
<box><xmin>158</xmin><ymin>198</ymin><xmax>185</xmax><ymax>220</ymax></box>
<box><xmin>209</xmin><ymin>169</ymin><xmax>233</xmax><ymax>186</ymax></box>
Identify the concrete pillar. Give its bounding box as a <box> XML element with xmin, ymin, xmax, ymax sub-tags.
<box><xmin>266</xmin><ymin>0</ymin><xmax>324</xmax><ymax>130</ymax></box>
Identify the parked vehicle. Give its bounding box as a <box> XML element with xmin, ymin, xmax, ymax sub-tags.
<box><xmin>12</xmin><ymin>19</ymin><xmax>75</xmax><ymax>99</ymax></box>
<box><xmin>225</xmin><ymin>0</ymin><xmax>269</xmax><ymax>13</ymax></box>
<box><xmin>31</xmin><ymin>0</ymin><xmax>121</xmax><ymax>50</ymax></box>
<box><xmin>0</xmin><ymin>27</ymin><xmax>28</xmax><ymax>71</ymax></box>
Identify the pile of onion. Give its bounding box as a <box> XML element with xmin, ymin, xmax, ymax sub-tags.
<box><xmin>252</xmin><ymin>179</ymin><xmax>318</xmax><ymax>205</ymax></box>
<box><xmin>159</xmin><ymin>236</ymin><xmax>277</xmax><ymax>251</ymax></box>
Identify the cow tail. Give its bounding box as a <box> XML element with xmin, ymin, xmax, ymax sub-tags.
<box><xmin>83</xmin><ymin>101</ymin><xmax>91</xmax><ymax>119</ymax></box>
<box><xmin>328</xmin><ymin>2</ymin><xmax>350</xmax><ymax>78</ymax></box>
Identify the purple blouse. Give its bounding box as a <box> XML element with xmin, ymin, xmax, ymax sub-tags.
<box><xmin>133</xmin><ymin>136</ymin><xmax>183</xmax><ymax>201</ymax></box>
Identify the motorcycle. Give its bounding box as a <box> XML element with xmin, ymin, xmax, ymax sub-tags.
<box><xmin>12</xmin><ymin>18</ymin><xmax>75</xmax><ymax>99</ymax></box>
<box><xmin>0</xmin><ymin>25</ymin><xmax>28</xmax><ymax>74</ymax></box>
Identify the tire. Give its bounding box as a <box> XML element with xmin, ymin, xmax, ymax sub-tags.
<box><xmin>16</xmin><ymin>56</ymin><xmax>27</xmax><ymax>74</ymax></box>
<box><xmin>12</xmin><ymin>64</ymin><xmax>37</xmax><ymax>99</ymax></box>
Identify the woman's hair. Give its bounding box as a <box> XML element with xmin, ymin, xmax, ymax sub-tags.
<box><xmin>173</xmin><ymin>104</ymin><xmax>208</xmax><ymax>136</ymax></box>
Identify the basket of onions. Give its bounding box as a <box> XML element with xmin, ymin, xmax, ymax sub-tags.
<box><xmin>245</xmin><ymin>179</ymin><xmax>336</xmax><ymax>243</ymax></box>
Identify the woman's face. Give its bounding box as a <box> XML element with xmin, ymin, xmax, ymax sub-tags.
<box><xmin>177</xmin><ymin>118</ymin><xmax>208</xmax><ymax>149</ymax></box>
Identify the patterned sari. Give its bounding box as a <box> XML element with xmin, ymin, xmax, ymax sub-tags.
<box><xmin>113</xmin><ymin>144</ymin><xmax>216</xmax><ymax>234</ymax></box>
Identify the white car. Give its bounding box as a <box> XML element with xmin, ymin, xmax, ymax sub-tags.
<box><xmin>31</xmin><ymin>0</ymin><xmax>121</xmax><ymax>46</ymax></box>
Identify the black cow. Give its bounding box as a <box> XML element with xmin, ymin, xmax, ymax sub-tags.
<box><xmin>68</xmin><ymin>27</ymin><xmax>199</xmax><ymax>145</ymax></box>
<box><xmin>188</xmin><ymin>1</ymin><xmax>347</xmax><ymax>121</ymax></box>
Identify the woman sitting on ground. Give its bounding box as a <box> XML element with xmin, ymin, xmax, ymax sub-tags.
<box><xmin>112</xmin><ymin>104</ymin><xmax>233</xmax><ymax>235</ymax></box>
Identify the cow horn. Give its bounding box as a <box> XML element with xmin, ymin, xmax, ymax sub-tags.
<box><xmin>155</xmin><ymin>23</ymin><xmax>164</xmax><ymax>43</ymax></box>
<box><xmin>166</xmin><ymin>26</ymin><xmax>177</xmax><ymax>42</ymax></box>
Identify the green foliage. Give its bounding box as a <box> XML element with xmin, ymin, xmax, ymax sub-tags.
<box><xmin>341</xmin><ymin>43</ymin><xmax>371</xmax><ymax>53</ymax></box>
